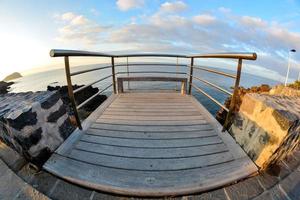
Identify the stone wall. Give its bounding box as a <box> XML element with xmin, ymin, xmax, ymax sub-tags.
<box><xmin>229</xmin><ymin>93</ymin><xmax>300</xmax><ymax>169</ymax></box>
<box><xmin>0</xmin><ymin>91</ymin><xmax>76</xmax><ymax>166</ymax></box>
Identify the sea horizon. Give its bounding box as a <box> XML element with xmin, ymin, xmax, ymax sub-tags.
<box><xmin>7</xmin><ymin>63</ymin><xmax>280</xmax><ymax>115</ymax></box>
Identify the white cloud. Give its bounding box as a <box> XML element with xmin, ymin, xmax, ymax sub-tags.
<box><xmin>61</xmin><ymin>12</ymin><xmax>76</xmax><ymax>21</ymax></box>
<box><xmin>240</xmin><ymin>16</ymin><xmax>267</xmax><ymax>28</ymax></box>
<box><xmin>159</xmin><ymin>1</ymin><xmax>187</xmax><ymax>13</ymax></box>
<box><xmin>116</xmin><ymin>0</ymin><xmax>144</xmax><ymax>11</ymax></box>
<box><xmin>53</xmin><ymin>8</ymin><xmax>300</xmax><ymax>81</ymax></box>
<box><xmin>193</xmin><ymin>14</ymin><xmax>216</xmax><ymax>25</ymax></box>
<box><xmin>55</xmin><ymin>12</ymin><xmax>108</xmax><ymax>45</ymax></box>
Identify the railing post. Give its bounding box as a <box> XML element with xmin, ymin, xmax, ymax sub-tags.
<box><xmin>223</xmin><ymin>58</ymin><xmax>243</xmax><ymax>131</ymax></box>
<box><xmin>126</xmin><ymin>57</ymin><xmax>130</xmax><ymax>90</ymax></box>
<box><xmin>111</xmin><ymin>56</ymin><xmax>117</xmax><ymax>94</ymax></box>
<box><xmin>64</xmin><ymin>56</ymin><xmax>82</xmax><ymax>130</ymax></box>
<box><xmin>188</xmin><ymin>57</ymin><xmax>194</xmax><ymax>94</ymax></box>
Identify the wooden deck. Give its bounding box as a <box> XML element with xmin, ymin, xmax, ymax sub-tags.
<box><xmin>44</xmin><ymin>92</ymin><xmax>257</xmax><ymax>197</ymax></box>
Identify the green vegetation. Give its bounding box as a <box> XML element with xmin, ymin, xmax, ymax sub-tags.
<box><xmin>288</xmin><ymin>80</ymin><xmax>300</xmax><ymax>90</ymax></box>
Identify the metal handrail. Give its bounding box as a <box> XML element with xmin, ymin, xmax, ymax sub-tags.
<box><xmin>115</xmin><ymin>63</ymin><xmax>188</xmax><ymax>68</ymax></box>
<box><xmin>117</xmin><ymin>71</ymin><xmax>187</xmax><ymax>75</ymax></box>
<box><xmin>50</xmin><ymin>49</ymin><xmax>256</xmax><ymax>60</ymax></box>
<box><xmin>191</xmin><ymin>83</ymin><xmax>229</xmax><ymax>112</ymax></box>
<box><xmin>50</xmin><ymin>49</ymin><xmax>257</xmax><ymax>130</ymax></box>
<box><xmin>189</xmin><ymin>52</ymin><xmax>257</xmax><ymax>60</ymax></box>
<box><xmin>71</xmin><ymin>65</ymin><xmax>112</xmax><ymax>76</ymax></box>
<box><xmin>73</xmin><ymin>74</ymin><xmax>113</xmax><ymax>94</ymax></box>
<box><xmin>192</xmin><ymin>75</ymin><xmax>232</xmax><ymax>96</ymax></box>
<box><xmin>77</xmin><ymin>83</ymin><xmax>113</xmax><ymax>110</ymax></box>
<box><xmin>192</xmin><ymin>65</ymin><xmax>236</xmax><ymax>79</ymax></box>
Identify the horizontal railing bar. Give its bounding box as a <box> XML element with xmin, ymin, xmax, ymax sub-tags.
<box><xmin>191</xmin><ymin>84</ymin><xmax>229</xmax><ymax>112</ymax></box>
<box><xmin>50</xmin><ymin>49</ymin><xmax>257</xmax><ymax>60</ymax></box>
<box><xmin>114</xmin><ymin>54</ymin><xmax>187</xmax><ymax>58</ymax></box>
<box><xmin>192</xmin><ymin>76</ymin><xmax>232</xmax><ymax>96</ymax></box>
<box><xmin>117</xmin><ymin>71</ymin><xmax>187</xmax><ymax>75</ymax></box>
<box><xmin>70</xmin><ymin>65</ymin><xmax>112</xmax><ymax>76</ymax></box>
<box><xmin>77</xmin><ymin>84</ymin><xmax>113</xmax><ymax>110</ymax></box>
<box><xmin>73</xmin><ymin>75</ymin><xmax>113</xmax><ymax>94</ymax></box>
<box><xmin>50</xmin><ymin>49</ymin><xmax>112</xmax><ymax>57</ymax></box>
<box><xmin>115</xmin><ymin>63</ymin><xmax>188</xmax><ymax>67</ymax></box>
<box><xmin>189</xmin><ymin>52</ymin><xmax>257</xmax><ymax>60</ymax></box>
<box><xmin>192</xmin><ymin>65</ymin><xmax>236</xmax><ymax>79</ymax></box>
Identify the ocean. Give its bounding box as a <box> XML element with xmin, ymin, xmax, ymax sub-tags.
<box><xmin>9</xmin><ymin>64</ymin><xmax>280</xmax><ymax>115</ymax></box>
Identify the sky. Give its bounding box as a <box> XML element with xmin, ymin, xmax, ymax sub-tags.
<box><xmin>0</xmin><ymin>0</ymin><xmax>300</xmax><ymax>82</ymax></box>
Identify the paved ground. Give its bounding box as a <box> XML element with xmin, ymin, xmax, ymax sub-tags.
<box><xmin>1</xmin><ymin>141</ymin><xmax>300</xmax><ymax>200</ymax></box>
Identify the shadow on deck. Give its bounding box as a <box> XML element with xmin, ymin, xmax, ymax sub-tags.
<box><xmin>43</xmin><ymin>91</ymin><xmax>257</xmax><ymax>197</ymax></box>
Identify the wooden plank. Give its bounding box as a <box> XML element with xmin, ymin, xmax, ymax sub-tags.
<box><xmin>44</xmin><ymin>92</ymin><xmax>258</xmax><ymax>197</ymax></box>
<box><xmin>95</xmin><ymin>119</ymin><xmax>208</xmax><ymax>125</ymax></box>
<box><xmin>44</xmin><ymin>154</ymin><xmax>257</xmax><ymax>196</ymax></box>
<box><xmin>108</xmin><ymin>105</ymin><xmax>196</xmax><ymax>109</ymax></box>
<box><xmin>75</xmin><ymin>141</ymin><xmax>227</xmax><ymax>158</ymax></box>
<box><xmin>118</xmin><ymin>94</ymin><xmax>187</xmax><ymax>99</ymax></box>
<box><xmin>104</xmin><ymin>108</ymin><xmax>197</xmax><ymax>112</ymax></box>
<box><xmin>98</xmin><ymin>115</ymin><xmax>204</xmax><ymax>121</ymax></box>
<box><xmin>55</xmin><ymin>94</ymin><xmax>118</xmax><ymax>155</ymax></box>
<box><xmin>114</xmin><ymin>98</ymin><xmax>191</xmax><ymax>101</ymax></box>
<box><xmin>67</xmin><ymin>148</ymin><xmax>233</xmax><ymax>171</ymax></box>
<box><xmin>111</xmin><ymin>102</ymin><xmax>193</xmax><ymax>106</ymax></box>
<box><xmin>85</xmin><ymin>128</ymin><xmax>217</xmax><ymax>139</ymax></box>
<box><xmin>79</xmin><ymin>134</ymin><xmax>222</xmax><ymax>148</ymax></box>
<box><xmin>90</xmin><ymin>123</ymin><xmax>213</xmax><ymax>132</ymax></box>
<box><xmin>102</xmin><ymin>111</ymin><xmax>201</xmax><ymax>116</ymax></box>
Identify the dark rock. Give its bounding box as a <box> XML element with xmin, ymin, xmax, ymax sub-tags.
<box><xmin>40</xmin><ymin>92</ymin><xmax>60</xmax><ymax>109</ymax></box>
<box><xmin>0</xmin><ymin>91</ymin><xmax>76</xmax><ymax>167</ymax></box>
<box><xmin>6</xmin><ymin>109</ymin><xmax>37</xmax><ymax>131</ymax></box>
<box><xmin>47</xmin><ymin>104</ymin><xmax>66</xmax><ymax>122</ymax></box>
<box><xmin>59</xmin><ymin>118</ymin><xmax>76</xmax><ymax>140</ymax></box>
<box><xmin>47</xmin><ymin>85</ymin><xmax>107</xmax><ymax>120</ymax></box>
<box><xmin>15</xmin><ymin>128</ymin><xmax>43</xmax><ymax>151</ymax></box>
<box><xmin>0</xmin><ymin>81</ymin><xmax>14</xmax><ymax>94</ymax></box>
<box><xmin>27</xmin><ymin>147</ymin><xmax>52</xmax><ymax>168</ymax></box>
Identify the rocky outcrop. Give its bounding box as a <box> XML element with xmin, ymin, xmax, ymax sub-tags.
<box><xmin>3</xmin><ymin>72</ymin><xmax>22</xmax><ymax>82</ymax></box>
<box><xmin>229</xmin><ymin>93</ymin><xmax>300</xmax><ymax>169</ymax></box>
<box><xmin>216</xmin><ymin>84</ymin><xmax>271</xmax><ymax>125</ymax></box>
<box><xmin>47</xmin><ymin>85</ymin><xmax>107</xmax><ymax>120</ymax></box>
<box><xmin>0</xmin><ymin>91</ymin><xmax>76</xmax><ymax>167</ymax></box>
<box><xmin>0</xmin><ymin>81</ymin><xmax>14</xmax><ymax>94</ymax></box>
<box><xmin>269</xmin><ymin>84</ymin><xmax>300</xmax><ymax>97</ymax></box>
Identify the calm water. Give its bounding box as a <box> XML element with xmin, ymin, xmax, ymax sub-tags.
<box><xmin>9</xmin><ymin>64</ymin><xmax>280</xmax><ymax>115</ymax></box>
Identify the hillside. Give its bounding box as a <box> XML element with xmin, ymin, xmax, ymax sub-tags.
<box><xmin>3</xmin><ymin>72</ymin><xmax>22</xmax><ymax>81</ymax></box>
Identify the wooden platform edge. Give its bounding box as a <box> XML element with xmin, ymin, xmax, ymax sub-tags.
<box><xmin>43</xmin><ymin>154</ymin><xmax>257</xmax><ymax>197</ymax></box>
<box><xmin>55</xmin><ymin>94</ymin><xmax>118</xmax><ymax>155</ymax></box>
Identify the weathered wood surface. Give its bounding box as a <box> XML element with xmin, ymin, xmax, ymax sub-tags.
<box><xmin>44</xmin><ymin>92</ymin><xmax>257</xmax><ymax>196</ymax></box>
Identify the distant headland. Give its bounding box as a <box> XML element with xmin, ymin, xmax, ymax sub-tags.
<box><xmin>2</xmin><ymin>72</ymin><xmax>22</xmax><ymax>81</ymax></box>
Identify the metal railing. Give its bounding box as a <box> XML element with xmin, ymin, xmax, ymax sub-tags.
<box><xmin>50</xmin><ymin>49</ymin><xmax>257</xmax><ymax>130</ymax></box>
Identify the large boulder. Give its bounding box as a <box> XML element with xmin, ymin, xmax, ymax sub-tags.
<box><xmin>0</xmin><ymin>91</ymin><xmax>76</xmax><ymax>166</ymax></box>
<box><xmin>229</xmin><ymin>93</ymin><xmax>300</xmax><ymax>169</ymax></box>
<box><xmin>0</xmin><ymin>81</ymin><xmax>14</xmax><ymax>94</ymax></box>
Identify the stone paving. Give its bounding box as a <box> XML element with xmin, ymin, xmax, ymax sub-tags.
<box><xmin>0</xmin><ymin>143</ymin><xmax>298</xmax><ymax>200</ymax></box>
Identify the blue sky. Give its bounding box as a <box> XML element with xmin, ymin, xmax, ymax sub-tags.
<box><xmin>0</xmin><ymin>0</ymin><xmax>300</xmax><ymax>81</ymax></box>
